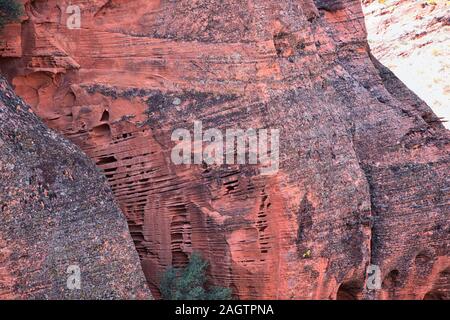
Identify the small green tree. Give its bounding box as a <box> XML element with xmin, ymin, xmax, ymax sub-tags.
<box><xmin>160</xmin><ymin>252</ymin><xmax>232</xmax><ymax>300</ymax></box>
<box><xmin>0</xmin><ymin>0</ymin><xmax>22</xmax><ymax>30</ymax></box>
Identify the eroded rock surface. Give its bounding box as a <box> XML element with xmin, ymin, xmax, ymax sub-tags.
<box><xmin>0</xmin><ymin>77</ymin><xmax>151</xmax><ymax>299</ymax></box>
<box><xmin>0</xmin><ymin>0</ymin><xmax>448</xmax><ymax>299</ymax></box>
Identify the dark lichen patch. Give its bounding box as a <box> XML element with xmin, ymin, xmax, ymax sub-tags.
<box><xmin>83</xmin><ymin>84</ymin><xmax>152</xmax><ymax>100</ymax></box>
<box><xmin>314</xmin><ymin>0</ymin><xmax>345</xmax><ymax>12</ymax></box>
<box><xmin>143</xmin><ymin>90</ymin><xmax>239</xmax><ymax>125</ymax></box>
<box><xmin>82</xmin><ymin>84</ymin><xmax>239</xmax><ymax>115</ymax></box>
<box><xmin>145</xmin><ymin>90</ymin><xmax>238</xmax><ymax>111</ymax></box>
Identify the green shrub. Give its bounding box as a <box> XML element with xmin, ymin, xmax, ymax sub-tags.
<box><xmin>160</xmin><ymin>252</ymin><xmax>232</xmax><ymax>300</ymax></box>
<box><xmin>0</xmin><ymin>0</ymin><xmax>22</xmax><ymax>30</ymax></box>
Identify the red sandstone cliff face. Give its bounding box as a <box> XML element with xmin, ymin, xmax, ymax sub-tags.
<box><xmin>0</xmin><ymin>0</ymin><xmax>448</xmax><ymax>299</ymax></box>
<box><xmin>0</xmin><ymin>76</ymin><xmax>151</xmax><ymax>299</ymax></box>
<box><xmin>363</xmin><ymin>0</ymin><xmax>450</xmax><ymax>128</ymax></box>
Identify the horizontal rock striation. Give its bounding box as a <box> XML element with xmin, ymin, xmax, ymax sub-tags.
<box><xmin>0</xmin><ymin>0</ymin><xmax>448</xmax><ymax>299</ymax></box>
<box><xmin>0</xmin><ymin>76</ymin><xmax>151</xmax><ymax>299</ymax></box>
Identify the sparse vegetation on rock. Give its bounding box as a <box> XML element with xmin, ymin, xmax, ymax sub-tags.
<box><xmin>160</xmin><ymin>253</ymin><xmax>232</xmax><ymax>300</ymax></box>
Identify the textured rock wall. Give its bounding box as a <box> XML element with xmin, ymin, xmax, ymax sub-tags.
<box><xmin>0</xmin><ymin>0</ymin><xmax>448</xmax><ymax>299</ymax></box>
<box><xmin>0</xmin><ymin>76</ymin><xmax>151</xmax><ymax>299</ymax></box>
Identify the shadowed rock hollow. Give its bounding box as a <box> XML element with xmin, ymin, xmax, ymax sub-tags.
<box><xmin>0</xmin><ymin>0</ymin><xmax>448</xmax><ymax>299</ymax></box>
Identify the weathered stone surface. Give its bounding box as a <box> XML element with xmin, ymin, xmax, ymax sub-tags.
<box><xmin>363</xmin><ymin>0</ymin><xmax>450</xmax><ymax>128</ymax></box>
<box><xmin>0</xmin><ymin>0</ymin><xmax>448</xmax><ymax>299</ymax></box>
<box><xmin>0</xmin><ymin>23</ymin><xmax>22</xmax><ymax>58</ymax></box>
<box><xmin>0</xmin><ymin>77</ymin><xmax>151</xmax><ymax>299</ymax></box>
